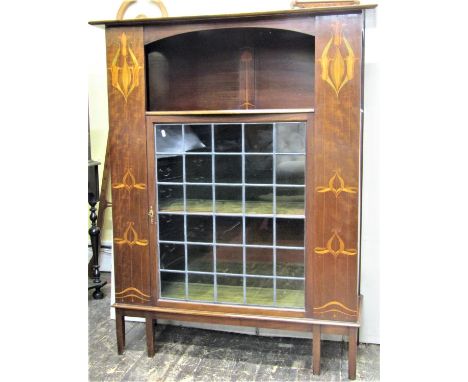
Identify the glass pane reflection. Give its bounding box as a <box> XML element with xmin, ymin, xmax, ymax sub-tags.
<box><xmin>246</xmin><ymin>247</ymin><xmax>273</xmax><ymax>276</ymax></box>
<box><xmin>184</xmin><ymin>125</ymin><xmax>211</xmax><ymax>152</ymax></box>
<box><xmin>186</xmin><ymin>185</ymin><xmax>212</xmax><ymax>213</ymax></box>
<box><xmin>216</xmin><ymin>216</ymin><xmax>242</xmax><ymax>244</ymax></box>
<box><xmin>245</xmin><ymin>124</ymin><xmax>273</xmax><ymax>152</ymax></box>
<box><xmin>276</xmin><ymin>155</ymin><xmax>305</xmax><ymax>185</ymax></box>
<box><xmin>157</xmin><ymin>155</ymin><xmax>183</xmax><ymax>183</ymax></box>
<box><xmin>246</xmin><ymin>277</ymin><xmax>274</xmax><ymax>306</ymax></box>
<box><xmin>215</xmin><ymin>186</ymin><xmax>242</xmax><ymax>213</ymax></box>
<box><xmin>187</xmin><ymin>215</ymin><xmax>213</xmax><ymax>242</ymax></box>
<box><xmin>245</xmin><ymin>186</ymin><xmax>273</xmax><ymax>214</ymax></box>
<box><xmin>158</xmin><ymin>184</ymin><xmax>184</xmax><ymax>212</ymax></box>
<box><xmin>216</xmin><ymin>246</ymin><xmax>243</xmax><ymax>275</ymax></box>
<box><xmin>159</xmin><ymin>243</ymin><xmax>185</xmax><ymax>271</ymax></box>
<box><xmin>159</xmin><ymin>214</ymin><xmax>184</xmax><ymax>242</ymax></box>
<box><xmin>188</xmin><ymin>274</ymin><xmax>214</xmax><ymax>302</ymax></box>
<box><xmin>156</xmin><ymin>125</ymin><xmax>183</xmax><ymax>153</ymax></box>
<box><xmin>276</xmin><ymin>249</ymin><xmax>304</xmax><ymax>277</ymax></box>
<box><xmin>276</xmin><ymin>279</ymin><xmax>304</xmax><ymax>308</ymax></box>
<box><xmin>246</xmin><ymin>217</ymin><xmax>273</xmax><ymax>245</ymax></box>
<box><xmin>215</xmin><ymin>155</ymin><xmax>242</xmax><ymax>183</ymax></box>
<box><xmin>217</xmin><ymin>276</ymin><xmax>244</xmax><ymax>304</ymax></box>
<box><xmin>245</xmin><ymin>155</ymin><xmax>273</xmax><ymax>184</ymax></box>
<box><xmin>276</xmin><ymin>218</ymin><xmax>304</xmax><ymax>247</ymax></box>
<box><xmin>276</xmin><ymin>187</ymin><xmax>304</xmax><ymax>215</ymax></box>
<box><xmin>160</xmin><ymin>272</ymin><xmax>185</xmax><ymax>299</ymax></box>
<box><xmin>186</xmin><ymin>155</ymin><xmax>212</xmax><ymax>183</ymax></box>
<box><xmin>215</xmin><ymin>124</ymin><xmax>242</xmax><ymax>152</ymax></box>
<box><xmin>276</xmin><ymin>122</ymin><xmax>305</xmax><ymax>153</ymax></box>
<box><xmin>188</xmin><ymin>244</ymin><xmax>213</xmax><ymax>272</ymax></box>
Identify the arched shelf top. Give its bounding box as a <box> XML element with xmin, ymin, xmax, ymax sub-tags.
<box><xmin>145</xmin><ymin>26</ymin><xmax>315</xmax><ymax>49</ymax></box>
<box><xmin>143</xmin><ymin>16</ymin><xmax>316</xmax><ymax>45</ymax></box>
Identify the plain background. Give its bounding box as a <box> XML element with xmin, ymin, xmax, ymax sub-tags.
<box><xmin>0</xmin><ymin>0</ymin><xmax>467</xmax><ymax>381</ymax></box>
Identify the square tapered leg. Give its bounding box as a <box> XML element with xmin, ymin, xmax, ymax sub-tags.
<box><xmin>146</xmin><ymin>314</ymin><xmax>155</xmax><ymax>357</ymax></box>
<box><xmin>312</xmin><ymin>324</ymin><xmax>321</xmax><ymax>375</ymax></box>
<box><xmin>348</xmin><ymin>327</ymin><xmax>358</xmax><ymax>380</ymax></box>
<box><xmin>116</xmin><ymin>309</ymin><xmax>125</xmax><ymax>355</ymax></box>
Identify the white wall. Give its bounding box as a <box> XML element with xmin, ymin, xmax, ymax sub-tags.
<box><xmin>88</xmin><ymin>0</ymin><xmax>380</xmax><ymax>344</ymax></box>
<box><xmin>360</xmin><ymin>9</ymin><xmax>380</xmax><ymax>344</ymax></box>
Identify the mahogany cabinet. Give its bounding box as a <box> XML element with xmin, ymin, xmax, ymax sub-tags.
<box><xmin>90</xmin><ymin>3</ymin><xmax>376</xmax><ymax>379</ymax></box>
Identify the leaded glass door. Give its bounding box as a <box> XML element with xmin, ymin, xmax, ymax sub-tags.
<box><xmin>154</xmin><ymin>121</ymin><xmax>306</xmax><ymax>309</ymax></box>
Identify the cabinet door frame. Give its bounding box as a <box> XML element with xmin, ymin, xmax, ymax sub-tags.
<box><xmin>146</xmin><ymin>112</ymin><xmax>314</xmax><ymax>318</ymax></box>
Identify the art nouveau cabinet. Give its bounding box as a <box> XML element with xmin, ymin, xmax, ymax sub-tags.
<box><xmin>90</xmin><ymin>3</ymin><xmax>376</xmax><ymax>379</ymax></box>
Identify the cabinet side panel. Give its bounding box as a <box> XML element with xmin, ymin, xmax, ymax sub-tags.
<box><xmin>311</xmin><ymin>13</ymin><xmax>363</xmax><ymax>322</ymax></box>
<box><xmin>105</xmin><ymin>27</ymin><xmax>151</xmax><ymax>305</ymax></box>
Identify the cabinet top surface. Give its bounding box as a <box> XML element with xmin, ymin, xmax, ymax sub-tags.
<box><xmin>89</xmin><ymin>3</ymin><xmax>377</xmax><ymax>27</ymax></box>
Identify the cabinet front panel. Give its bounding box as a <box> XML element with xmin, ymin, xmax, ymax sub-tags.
<box><xmin>105</xmin><ymin>27</ymin><xmax>152</xmax><ymax>305</ymax></box>
<box><xmin>103</xmin><ymin>13</ymin><xmax>364</xmax><ymax>321</ymax></box>
<box><xmin>310</xmin><ymin>13</ymin><xmax>363</xmax><ymax>322</ymax></box>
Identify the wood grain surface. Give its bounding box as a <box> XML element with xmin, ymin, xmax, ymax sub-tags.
<box><xmin>310</xmin><ymin>13</ymin><xmax>363</xmax><ymax>322</ymax></box>
<box><xmin>103</xmin><ymin>12</ymin><xmax>365</xmax><ymax>324</ymax></box>
<box><xmin>106</xmin><ymin>27</ymin><xmax>151</xmax><ymax>305</ymax></box>
<box><xmin>145</xmin><ymin>27</ymin><xmax>315</xmax><ymax>111</ymax></box>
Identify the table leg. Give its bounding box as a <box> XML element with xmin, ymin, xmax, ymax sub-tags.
<box><xmin>312</xmin><ymin>324</ymin><xmax>321</xmax><ymax>375</ymax></box>
<box><xmin>116</xmin><ymin>309</ymin><xmax>125</xmax><ymax>355</ymax></box>
<box><xmin>146</xmin><ymin>314</ymin><xmax>155</xmax><ymax>357</ymax></box>
<box><xmin>348</xmin><ymin>327</ymin><xmax>358</xmax><ymax>380</ymax></box>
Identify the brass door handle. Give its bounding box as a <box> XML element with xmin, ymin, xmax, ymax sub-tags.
<box><xmin>148</xmin><ymin>206</ymin><xmax>155</xmax><ymax>224</ymax></box>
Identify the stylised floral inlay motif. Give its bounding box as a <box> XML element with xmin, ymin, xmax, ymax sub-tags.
<box><xmin>319</xmin><ymin>21</ymin><xmax>357</xmax><ymax>96</ymax></box>
<box><xmin>112</xmin><ymin>168</ymin><xmax>146</xmax><ymax>192</ymax></box>
<box><xmin>316</xmin><ymin>170</ymin><xmax>357</xmax><ymax>197</ymax></box>
<box><xmin>314</xmin><ymin>301</ymin><xmax>357</xmax><ymax>317</ymax></box>
<box><xmin>114</xmin><ymin>222</ymin><xmax>148</xmax><ymax>247</ymax></box>
<box><xmin>110</xmin><ymin>33</ymin><xmax>141</xmax><ymax>102</ymax></box>
<box><xmin>314</xmin><ymin>230</ymin><xmax>356</xmax><ymax>257</ymax></box>
<box><xmin>239</xmin><ymin>48</ymin><xmax>255</xmax><ymax>110</ymax></box>
<box><xmin>115</xmin><ymin>287</ymin><xmax>150</xmax><ymax>301</ymax></box>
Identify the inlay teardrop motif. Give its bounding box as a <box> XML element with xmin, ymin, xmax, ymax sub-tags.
<box><xmin>112</xmin><ymin>168</ymin><xmax>146</xmax><ymax>193</ymax></box>
<box><xmin>316</xmin><ymin>170</ymin><xmax>357</xmax><ymax>197</ymax></box>
<box><xmin>314</xmin><ymin>230</ymin><xmax>356</xmax><ymax>258</ymax></box>
<box><xmin>319</xmin><ymin>22</ymin><xmax>357</xmax><ymax>96</ymax></box>
<box><xmin>110</xmin><ymin>33</ymin><xmax>141</xmax><ymax>102</ymax></box>
<box><xmin>114</xmin><ymin>222</ymin><xmax>148</xmax><ymax>247</ymax></box>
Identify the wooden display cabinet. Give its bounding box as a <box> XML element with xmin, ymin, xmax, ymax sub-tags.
<box><xmin>90</xmin><ymin>3</ymin><xmax>376</xmax><ymax>379</ymax></box>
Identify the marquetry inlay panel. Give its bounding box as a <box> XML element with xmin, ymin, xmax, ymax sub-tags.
<box><xmin>319</xmin><ymin>21</ymin><xmax>357</xmax><ymax>97</ymax></box>
<box><xmin>109</xmin><ymin>32</ymin><xmax>142</xmax><ymax>102</ymax></box>
<box><xmin>115</xmin><ymin>287</ymin><xmax>151</xmax><ymax>302</ymax></box>
<box><xmin>308</xmin><ymin>13</ymin><xmax>363</xmax><ymax>322</ymax></box>
<box><xmin>105</xmin><ymin>27</ymin><xmax>151</xmax><ymax>305</ymax></box>
<box><xmin>112</xmin><ymin>167</ymin><xmax>147</xmax><ymax>193</ymax></box>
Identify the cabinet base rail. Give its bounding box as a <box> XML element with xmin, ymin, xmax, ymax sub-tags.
<box><xmin>114</xmin><ymin>303</ymin><xmax>360</xmax><ymax>380</ymax></box>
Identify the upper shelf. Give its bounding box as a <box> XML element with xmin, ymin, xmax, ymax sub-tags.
<box><xmin>146</xmin><ymin>109</ymin><xmax>314</xmax><ymax>116</ymax></box>
<box><xmin>88</xmin><ymin>4</ymin><xmax>378</xmax><ymax>27</ymax></box>
<box><xmin>146</xmin><ymin>27</ymin><xmax>315</xmax><ymax>112</ymax></box>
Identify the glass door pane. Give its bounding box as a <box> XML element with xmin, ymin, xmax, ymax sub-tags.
<box><xmin>154</xmin><ymin>122</ymin><xmax>306</xmax><ymax>308</ymax></box>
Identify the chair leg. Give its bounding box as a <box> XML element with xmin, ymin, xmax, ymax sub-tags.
<box><xmin>116</xmin><ymin>309</ymin><xmax>125</xmax><ymax>355</ymax></box>
<box><xmin>348</xmin><ymin>327</ymin><xmax>358</xmax><ymax>380</ymax></box>
<box><xmin>312</xmin><ymin>324</ymin><xmax>321</xmax><ymax>375</ymax></box>
<box><xmin>146</xmin><ymin>314</ymin><xmax>155</xmax><ymax>357</ymax></box>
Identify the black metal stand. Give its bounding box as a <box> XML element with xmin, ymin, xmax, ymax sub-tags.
<box><xmin>88</xmin><ymin>199</ymin><xmax>107</xmax><ymax>299</ymax></box>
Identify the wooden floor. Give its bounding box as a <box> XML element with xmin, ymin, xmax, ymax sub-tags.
<box><xmin>88</xmin><ymin>273</ymin><xmax>380</xmax><ymax>381</ymax></box>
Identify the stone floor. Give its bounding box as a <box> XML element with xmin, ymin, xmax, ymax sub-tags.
<box><xmin>89</xmin><ymin>273</ymin><xmax>379</xmax><ymax>381</ymax></box>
